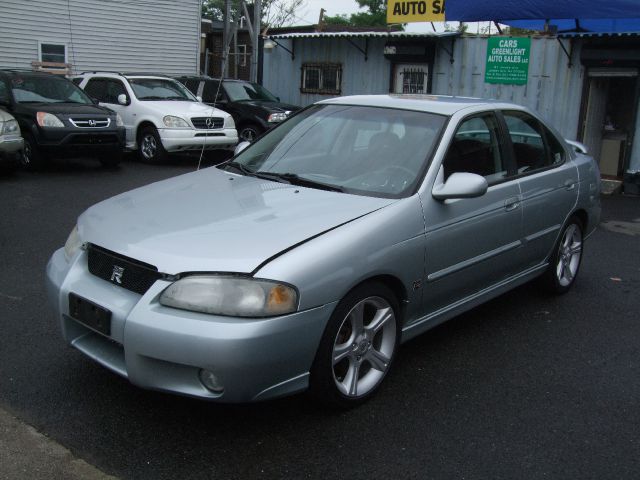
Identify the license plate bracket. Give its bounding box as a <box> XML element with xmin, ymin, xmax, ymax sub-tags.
<box><xmin>68</xmin><ymin>293</ymin><xmax>112</xmax><ymax>336</ymax></box>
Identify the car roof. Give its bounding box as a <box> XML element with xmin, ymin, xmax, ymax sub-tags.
<box><xmin>318</xmin><ymin>94</ymin><xmax>525</xmax><ymax>116</ymax></box>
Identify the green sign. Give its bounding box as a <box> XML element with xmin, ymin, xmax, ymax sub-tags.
<box><xmin>485</xmin><ymin>37</ymin><xmax>531</xmax><ymax>85</ymax></box>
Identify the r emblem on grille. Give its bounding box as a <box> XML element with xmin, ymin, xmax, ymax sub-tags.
<box><xmin>110</xmin><ymin>265</ymin><xmax>125</xmax><ymax>284</ymax></box>
<box><xmin>205</xmin><ymin>117</ymin><xmax>214</xmax><ymax>128</ymax></box>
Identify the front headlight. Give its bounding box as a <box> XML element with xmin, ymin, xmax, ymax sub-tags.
<box><xmin>267</xmin><ymin>112</ymin><xmax>288</xmax><ymax>123</ymax></box>
<box><xmin>159</xmin><ymin>275</ymin><xmax>298</xmax><ymax>317</ymax></box>
<box><xmin>1</xmin><ymin>119</ymin><xmax>19</xmax><ymax>134</ymax></box>
<box><xmin>115</xmin><ymin>113</ymin><xmax>124</xmax><ymax>127</ymax></box>
<box><xmin>223</xmin><ymin>115</ymin><xmax>235</xmax><ymax>129</ymax></box>
<box><xmin>163</xmin><ymin>115</ymin><xmax>190</xmax><ymax>128</ymax></box>
<box><xmin>64</xmin><ymin>225</ymin><xmax>83</xmax><ymax>261</ymax></box>
<box><xmin>36</xmin><ymin>112</ymin><xmax>64</xmax><ymax>128</ymax></box>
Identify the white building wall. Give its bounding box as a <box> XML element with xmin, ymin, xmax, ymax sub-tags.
<box><xmin>0</xmin><ymin>0</ymin><xmax>201</xmax><ymax>75</ymax></box>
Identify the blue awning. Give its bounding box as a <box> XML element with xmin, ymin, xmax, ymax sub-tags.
<box><xmin>445</xmin><ymin>0</ymin><xmax>640</xmax><ymax>33</ymax></box>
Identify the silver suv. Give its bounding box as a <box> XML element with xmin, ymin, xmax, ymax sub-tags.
<box><xmin>0</xmin><ymin>109</ymin><xmax>22</xmax><ymax>170</ymax></box>
<box><xmin>74</xmin><ymin>72</ymin><xmax>238</xmax><ymax>162</ymax></box>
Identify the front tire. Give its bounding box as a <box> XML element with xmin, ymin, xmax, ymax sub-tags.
<box><xmin>20</xmin><ymin>133</ymin><xmax>45</xmax><ymax>170</ymax></box>
<box><xmin>138</xmin><ymin>126</ymin><xmax>167</xmax><ymax>163</ymax></box>
<box><xmin>238</xmin><ymin>123</ymin><xmax>263</xmax><ymax>143</ymax></box>
<box><xmin>540</xmin><ymin>216</ymin><xmax>584</xmax><ymax>294</ymax></box>
<box><xmin>310</xmin><ymin>282</ymin><xmax>400</xmax><ymax>408</ymax></box>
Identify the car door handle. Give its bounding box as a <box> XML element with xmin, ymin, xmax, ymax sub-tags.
<box><xmin>504</xmin><ymin>197</ymin><xmax>520</xmax><ymax>211</ymax></box>
<box><xmin>564</xmin><ymin>180</ymin><xmax>576</xmax><ymax>191</ymax></box>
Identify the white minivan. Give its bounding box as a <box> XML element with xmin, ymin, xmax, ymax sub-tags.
<box><xmin>74</xmin><ymin>73</ymin><xmax>238</xmax><ymax>162</ymax></box>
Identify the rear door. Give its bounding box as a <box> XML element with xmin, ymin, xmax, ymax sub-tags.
<box><xmin>500</xmin><ymin>110</ymin><xmax>578</xmax><ymax>268</ymax></box>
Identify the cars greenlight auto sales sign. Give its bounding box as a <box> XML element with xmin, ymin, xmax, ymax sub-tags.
<box><xmin>485</xmin><ymin>37</ymin><xmax>531</xmax><ymax>85</ymax></box>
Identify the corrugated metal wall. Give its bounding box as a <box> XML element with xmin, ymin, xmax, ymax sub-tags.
<box><xmin>432</xmin><ymin>36</ymin><xmax>585</xmax><ymax>140</ymax></box>
<box><xmin>264</xmin><ymin>35</ymin><xmax>586</xmax><ymax>141</ymax></box>
<box><xmin>0</xmin><ymin>0</ymin><xmax>201</xmax><ymax>75</ymax></box>
<box><xmin>263</xmin><ymin>37</ymin><xmax>391</xmax><ymax>106</ymax></box>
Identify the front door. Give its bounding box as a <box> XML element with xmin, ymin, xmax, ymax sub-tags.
<box><xmin>394</xmin><ymin>64</ymin><xmax>428</xmax><ymax>94</ymax></box>
<box><xmin>422</xmin><ymin>112</ymin><xmax>523</xmax><ymax>315</ymax></box>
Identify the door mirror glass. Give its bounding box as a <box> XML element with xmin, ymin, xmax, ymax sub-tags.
<box><xmin>234</xmin><ymin>141</ymin><xmax>250</xmax><ymax>156</ymax></box>
<box><xmin>117</xmin><ymin>94</ymin><xmax>129</xmax><ymax>105</ymax></box>
<box><xmin>432</xmin><ymin>172</ymin><xmax>488</xmax><ymax>200</ymax></box>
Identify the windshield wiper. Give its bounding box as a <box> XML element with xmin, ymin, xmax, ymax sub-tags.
<box><xmin>138</xmin><ymin>96</ymin><xmax>165</xmax><ymax>100</ymax></box>
<box><xmin>222</xmin><ymin>161</ymin><xmax>256</xmax><ymax>176</ymax></box>
<box><xmin>254</xmin><ymin>172</ymin><xmax>344</xmax><ymax>192</ymax></box>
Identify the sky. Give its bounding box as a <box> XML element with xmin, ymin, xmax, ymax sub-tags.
<box><xmin>294</xmin><ymin>0</ymin><xmax>476</xmax><ymax>33</ymax></box>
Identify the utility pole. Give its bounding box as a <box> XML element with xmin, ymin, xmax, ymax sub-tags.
<box><xmin>222</xmin><ymin>0</ymin><xmax>231</xmax><ymax>77</ymax></box>
<box><xmin>251</xmin><ymin>0</ymin><xmax>261</xmax><ymax>83</ymax></box>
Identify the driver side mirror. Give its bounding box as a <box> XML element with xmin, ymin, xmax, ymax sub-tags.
<box><xmin>234</xmin><ymin>141</ymin><xmax>250</xmax><ymax>155</ymax></box>
<box><xmin>117</xmin><ymin>94</ymin><xmax>129</xmax><ymax>106</ymax></box>
<box><xmin>432</xmin><ymin>172</ymin><xmax>488</xmax><ymax>201</ymax></box>
<box><xmin>196</xmin><ymin>95</ymin><xmax>203</xmax><ymax>102</ymax></box>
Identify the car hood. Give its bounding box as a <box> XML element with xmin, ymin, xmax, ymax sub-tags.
<box><xmin>78</xmin><ymin>167</ymin><xmax>394</xmax><ymax>275</ymax></box>
<box><xmin>140</xmin><ymin>101</ymin><xmax>231</xmax><ymax>120</ymax></box>
<box><xmin>241</xmin><ymin>100</ymin><xmax>300</xmax><ymax>113</ymax></box>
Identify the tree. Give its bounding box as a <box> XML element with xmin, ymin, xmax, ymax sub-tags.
<box><xmin>202</xmin><ymin>0</ymin><xmax>306</xmax><ymax>28</ymax></box>
<box><xmin>324</xmin><ymin>0</ymin><xmax>391</xmax><ymax>28</ymax></box>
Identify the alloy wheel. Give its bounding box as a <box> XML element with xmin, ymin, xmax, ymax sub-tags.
<box><xmin>141</xmin><ymin>134</ymin><xmax>157</xmax><ymax>160</ymax></box>
<box><xmin>240</xmin><ymin>127</ymin><xmax>258</xmax><ymax>142</ymax></box>
<box><xmin>556</xmin><ymin>223</ymin><xmax>582</xmax><ymax>287</ymax></box>
<box><xmin>331</xmin><ymin>296</ymin><xmax>396</xmax><ymax>398</ymax></box>
<box><xmin>21</xmin><ymin>141</ymin><xmax>32</xmax><ymax>166</ymax></box>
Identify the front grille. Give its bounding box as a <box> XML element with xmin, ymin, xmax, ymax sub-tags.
<box><xmin>87</xmin><ymin>244</ymin><xmax>162</xmax><ymax>295</ymax></box>
<box><xmin>68</xmin><ymin>134</ymin><xmax>120</xmax><ymax>145</ymax></box>
<box><xmin>69</xmin><ymin>117</ymin><xmax>111</xmax><ymax>128</ymax></box>
<box><xmin>191</xmin><ymin>117</ymin><xmax>224</xmax><ymax>129</ymax></box>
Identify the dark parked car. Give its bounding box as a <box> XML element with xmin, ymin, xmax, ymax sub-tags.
<box><xmin>176</xmin><ymin>76</ymin><xmax>300</xmax><ymax>142</ymax></box>
<box><xmin>0</xmin><ymin>70</ymin><xmax>125</xmax><ymax>169</ymax></box>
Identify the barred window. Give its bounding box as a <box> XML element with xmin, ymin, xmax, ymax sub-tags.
<box><xmin>301</xmin><ymin>63</ymin><xmax>342</xmax><ymax>95</ymax></box>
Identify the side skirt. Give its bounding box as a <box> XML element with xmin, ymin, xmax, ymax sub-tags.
<box><xmin>401</xmin><ymin>263</ymin><xmax>548</xmax><ymax>343</ymax></box>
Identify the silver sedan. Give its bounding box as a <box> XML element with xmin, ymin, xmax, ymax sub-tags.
<box><xmin>46</xmin><ymin>95</ymin><xmax>601</xmax><ymax>407</ymax></box>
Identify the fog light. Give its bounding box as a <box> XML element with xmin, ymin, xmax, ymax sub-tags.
<box><xmin>199</xmin><ymin>369</ymin><xmax>224</xmax><ymax>394</ymax></box>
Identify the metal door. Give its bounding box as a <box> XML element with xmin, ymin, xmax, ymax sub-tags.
<box><xmin>394</xmin><ymin>64</ymin><xmax>428</xmax><ymax>94</ymax></box>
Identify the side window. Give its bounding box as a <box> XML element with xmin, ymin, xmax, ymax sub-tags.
<box><xmin>202</xmin><ymin>80</ymin><xmax>223</xmax><ymax>103</ymax></box>
<box><xmin>443</xmin><ymin>114</ymin><xmax>507</xmax><ymax>184</ymax></box>
<box><xmin>84</xmin><ymin>78</ymin><xmax>106</xmax><ymax>101</ymax></box>
<box><xmin>503</xmin><ymin>110</ymin><xmax>562</xmax><ymax>172</ymax></box>
<box><xmin>103</xmin><ymin>79</ymin><xmax>127</xmax><ymax>104</ymax></box>
<box><xmin>183</xmin><ymin>79</ymin><xmax>200</xmax><ymax>95</ymax></box>
<box><xmin>0</xmin><ymin>80</ymin><xmax>9</xmax><ymax>104</ymax></box>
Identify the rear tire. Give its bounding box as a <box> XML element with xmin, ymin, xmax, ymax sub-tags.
<box><xmin>138</xmin><ymin>126</ymin><xmax>167</xmax><ymax>163</ymax></box>
<box><xmin>310</xmin><ymin>282</ymin><xmax>400</xmax><ymax>408</ymax></box>
<box><xmin>539</xmin><ymin>216</ymin><xmax>584</xmax><ymax>294</ymax></box>
<box><xmin>20</xmin><ymin>133</ymin><xmax>45</xmax><ymax>170</ymax></box>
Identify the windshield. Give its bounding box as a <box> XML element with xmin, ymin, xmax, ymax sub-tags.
<box><xmin>10</xmin><ymin>75</ymin><xmax>93</xmax><ymax>104</ymax></box>
<box><xmin>224</xmin><ymin>81</ymin><xmax>279</xmax><ymax>102</ymax></box>
<box><xmin>227</xmin><ymin>104</ymin><xmax>446</xmax><ymax>198</ymax></box>
<box><xmin>129</xmin><ymin>78</ymin><xmax>196</xmax><ymax>101</ymax></box>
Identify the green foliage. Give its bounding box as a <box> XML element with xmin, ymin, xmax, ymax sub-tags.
<box><xmin>324</xmin><ymin>0</ymin><xmax>389</xmax><ymax>27</ymax></box>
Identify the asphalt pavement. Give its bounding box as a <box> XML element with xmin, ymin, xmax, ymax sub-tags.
<box><xmin>1</xmin><ymin>156</ymin><xmax>639</xmax><ymax>479</ymax></box>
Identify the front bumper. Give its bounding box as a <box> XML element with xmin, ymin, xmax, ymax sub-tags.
<box><xmin>46</xmin><ymin>248</ymin><xmax>334</xmax><ymax>403</ymax></box>
<box><xmin>159</xmin><ymin>128</ymin><xmax>238</xmax><ymax>152</ymax></box>
<box><xmin>0</xmin><ymin>135</ymin><xmax>23</xmax><ymax>164</ymax></box>
<box><xmin>35</xmin><ymin>126</ymin><xmax>125</xmax><ymax>156</ymax></box>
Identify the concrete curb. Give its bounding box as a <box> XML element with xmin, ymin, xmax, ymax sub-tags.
<box><xmin>0</xmin><ymin>407</ymin><xmax>117</xmax><ymax>480</ymax></box>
